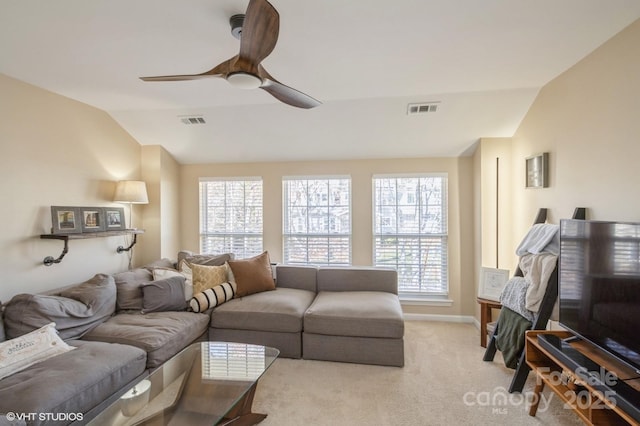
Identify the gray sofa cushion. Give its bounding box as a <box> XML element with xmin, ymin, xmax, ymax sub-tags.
<box><xmin>0</xmin><ymin>302</ymin><xmax>5</xmax><ymax>342</ymax></box>
<box><xmin>82</xmin><ymin>311</ymin><xmax>209</xmax><ymax>368</ymax></box>
<box><xmin>0</xmin><ymin>340</ymin><xmax>146</xmax><ymax>425</ymax></box>
<box><xmin>177</xmin><ymin>251</ymin><xmax>234</xmax><ymax>267</ymax></box>
<box><xmin>275</xmin><ymin>265</ymin><xmax>318</xmax><ymax>292</ymax></box>
<box><xmin>211</xmin><ymin>288</ymin><xmax>316</xmax><ymax>333</ymax></box>
<box><xmin>113</xmin><ymin>267</ymin><xmax>153</xmax><ymax>311</ymax></box>
<box><xmin>142</xmin><ymin>258</ymin><xmax>176</xmax><ymax>270</ymax></box>
<box><xmin>3</xmin><ymin>274</ymin><xmax>116</xmax><ymax>340</ymax></box>
<box><xmin>317</xmin><ymin>267</ymin><xmax>398</xmax><ymax>294</ymax></box>
<box><xmin>304</xmin><ymin>291</ymin><xmax>404</xmax><ymax>339</ymax></box>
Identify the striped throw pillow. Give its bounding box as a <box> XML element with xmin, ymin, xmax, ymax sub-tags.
<box><xmin>189</xmin><ymin>282</ymin><xmax>236</xmax><ymax>313</ymax></box>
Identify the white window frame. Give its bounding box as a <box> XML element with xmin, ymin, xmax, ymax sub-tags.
<box><xmin>372</xmin><ymin>173</ymin><xmax>448</xmax><ymax>298</ymax></box>
<box><xmin>199</xmin><ymin>177</ymin><xmax>263</xmax><ymax>258</ymax></box>
<box><xmin>282</xmin><ymin>176</ymin><xmax>352</xmax><ymax>266</ymax></box>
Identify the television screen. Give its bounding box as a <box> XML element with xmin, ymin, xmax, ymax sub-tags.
<box><xmin>559</xmin><ymin>219</ymin><xmax>640</xmax><ymax>373</ymax></box>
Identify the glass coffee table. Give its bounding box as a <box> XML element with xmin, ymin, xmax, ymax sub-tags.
<box><xmin>89</xmin><ymin>342</ymin><xmax>279</xmax><ymax>426</ymax></box>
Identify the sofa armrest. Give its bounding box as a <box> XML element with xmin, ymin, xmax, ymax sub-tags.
<box><xmin>317</xmin><ymin>267</ymin><xmax>398</xmax><ymax>294</ymax></box>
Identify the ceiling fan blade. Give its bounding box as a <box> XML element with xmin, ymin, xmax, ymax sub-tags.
<box><xmin>140</xmin><ymin>74</ymin><xmax>216</xmax><ymax>82</ymax></box>
<box><xmin>140</xmin><ymin>58</ymin><xmax>232</xmax><ymax>82</ymax></box>
<box><xmin>239</xmin><ymin>0</ymin><xmax>279</xmax><ymax>66</ymax></box>
<box><xmin>260</xmin><ymin>75</ymin><xmax>321</xmax><ymax>109</ymax></box>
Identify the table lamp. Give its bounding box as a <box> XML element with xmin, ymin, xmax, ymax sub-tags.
<box><xmin>113</xmin><ymin>180</ymin><xmax>148</xmax><ymax>229</ymax></box>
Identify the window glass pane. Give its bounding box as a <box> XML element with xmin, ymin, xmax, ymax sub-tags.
<box><xmin>373</xmin><ymin>175</ymin><xmax>448</xmax><ymax>296</ymax></box>
<box><xmin>283</xmin><ymin>177</ymin><xmax>351</xmax><ymax>266</ymax></box>
<box><xmin>199</xmin><ymin>178</ymin><xmax>263</xmax><ymax>259</ymax></box>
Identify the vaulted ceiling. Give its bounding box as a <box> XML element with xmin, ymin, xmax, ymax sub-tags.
<box><xmin>2</xmin><ymin>1</ymin><xmax>639</xmax><ymax>163</ymax></box>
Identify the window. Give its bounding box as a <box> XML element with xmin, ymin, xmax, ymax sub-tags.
<box><xmin>199</xmin><ymin>178</ymin><xmax>263</xmax><ymax>259</ymax></box>
<box><xmin>373</xmin><ymin>174</ymin><xmax>448</xmax><ymax>296</ymax></box>
<box><xmin>283</xmin><ymin>177</ymin><xmax>351</xmax><ymax>265</ymax></box>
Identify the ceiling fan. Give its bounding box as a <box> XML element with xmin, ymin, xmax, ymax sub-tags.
<box><xmin>140</xmin><ymin>0</ymin><xmax>321</xmax><ymax>109</ymax></box>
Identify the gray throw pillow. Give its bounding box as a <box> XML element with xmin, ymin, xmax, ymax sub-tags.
<box><xmin>141</xmin><ymin>276</ymin><xmax>187</xmax><ymax>314</ymax></box>
<box><xmin>113</xmin><ymin>268</ymin><xmax>153</xmax><ymax>311</ymax></box>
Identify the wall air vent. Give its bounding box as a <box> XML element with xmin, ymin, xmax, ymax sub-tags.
<box><xmin>179</xmin><ymin>115</ymin><xmax>206</xmax><ymax>125</ymax></box>
<box><xmin>407</xmin><ymin>102</ymin><xmax>440</xmax><ymax>115</ymax></box>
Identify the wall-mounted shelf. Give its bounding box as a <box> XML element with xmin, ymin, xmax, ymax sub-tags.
<box><xmin>40</xmin><ymin>229</ymin><xmax>144</xmax><ymax>266</ymax></box>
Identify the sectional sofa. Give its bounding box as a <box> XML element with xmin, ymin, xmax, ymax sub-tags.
<box><xmin>0</xmin><ymin>252</ymin><xmax>404</xmax><ymax>425</ymax></box>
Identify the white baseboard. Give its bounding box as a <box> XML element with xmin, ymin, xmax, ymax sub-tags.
<box><xmin>403</xmin><ymin>313</ymin><xmax>477</xmax><ymax>324</ymax></box>
<box><xmin>472</xmin><ymin>317</ymin><xmax>480</xmax><ymax>329</ymax></box>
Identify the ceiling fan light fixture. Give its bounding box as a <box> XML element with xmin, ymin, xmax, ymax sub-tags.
<box><xmin>226</xmin><ymin>72</ymin><xmax>263</xmax><ymax>89</ymax></box>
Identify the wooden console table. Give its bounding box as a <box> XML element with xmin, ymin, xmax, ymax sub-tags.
<box><xmin>477</xmin><ymin>297</ymin><xmax>501</xmax><ymax>348</ymax></box>
<box><xmin>525</xmin><ymin>330</ymin><xmax>640</xmax><ymax>425</ymax></box>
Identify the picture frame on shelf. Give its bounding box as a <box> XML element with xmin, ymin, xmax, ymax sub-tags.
<box><xmin>51</xmin><ymin>206</ymin><xmax>82</xmax><ymax>234</ymax></box>
<box><xmin>525</xmin><ymin>152</ymin><xmax>549</xmax><ymax>188</ymax></box>
<box><xmin>104</xmin><ymin>207</ymin><xmax>126</xmax><ymax>231</ymax></box>
<box><xmin>80</xmin><ymin>207</ymin><xmax>105</xmax><ymax>233</ymax></box>
<box><xmin>478</xmin><ymin>267</ymin><xmax>510</xmax><ymax>302</ymax></box>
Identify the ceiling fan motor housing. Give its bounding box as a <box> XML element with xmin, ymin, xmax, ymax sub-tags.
<box><xmin>230</xmin><ymin>14</ymin><xmax>244</xmax><ymax>39</ymax></box>
<box><xmin>227</xmin><ymin>71</ymin><xmax>262</xmax><ymax>89</ymax></box>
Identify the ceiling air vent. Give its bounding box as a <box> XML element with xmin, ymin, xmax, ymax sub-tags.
<box><xmin>407</xmin><ymin>102</ymin><xmax>439</xmax><ymax>115</ymax></box>
<box><xmin>179</xmin><ymin>115</ymin><xmax>206</xmax><ymax>125</ymax></box>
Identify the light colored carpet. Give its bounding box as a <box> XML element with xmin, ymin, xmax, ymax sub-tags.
<box><xmin>253</xmin><ymin>321</ymin><xmax>583</xmax><ymax>425</ymax></box>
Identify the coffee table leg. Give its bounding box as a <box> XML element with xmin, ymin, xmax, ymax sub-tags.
<box><xmin>218</xmin><ymin>382</ymin><xmax>267</xmax><ymax>426</ymax></box>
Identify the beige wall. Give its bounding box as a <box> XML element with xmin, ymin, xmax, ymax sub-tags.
<box><xmin>139</xmin><ymin>145</ymin><xmax>181</xmax><ymax>264</ymax></box>
<box><xmin>508</xmin><ymin>18</ymin><xmax>640</xmax><ymax>246</ymax></box>
<box><xmin>0</xmin><ymin>74</ymin><xmax>143</xmax><ymax>301</ymax></box>
<box><xmin>474</xmin><ymin>138</ymin><xmax>515</xmax><ymax>273</ymax></box>
<box><xmin>472</xmin><ymin>138</ymin><xmax>515</xmax><ymax>320</ymax></box>
<box><xmin>471</xmin><ymin>19</ymin><xmax>640</xmax><ymax>323</ymax></box>
<box><xmin>181</xmin><ymin>157</ymin><xmax>476</xmax><ymax>316</ymax></box>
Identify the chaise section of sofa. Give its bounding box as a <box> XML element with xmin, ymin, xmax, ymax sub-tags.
<box><xmin>209</xmin><ymin>265</ymin><xmax>317</xmax><ymax>358</ymax></box>
<box><xmin>208</xmin><ymin>262</ymin><xmax>405</xmax><ymax>366</ymax></box>
<box><xmin>303</xmin><ymin>267</ymin><xmax>405</xmax><ymax>367</ymax></box>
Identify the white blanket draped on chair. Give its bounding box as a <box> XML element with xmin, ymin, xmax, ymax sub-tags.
<box><xmin>500</xmin><ymin>223</ymin><xmax>559</xmax><ymax>316</ymax></box>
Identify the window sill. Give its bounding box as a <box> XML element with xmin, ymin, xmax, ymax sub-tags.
<box><xmin>400</xmin><ymin>297</ymin><xmax>453</xmax><ymax>307</ymax></box>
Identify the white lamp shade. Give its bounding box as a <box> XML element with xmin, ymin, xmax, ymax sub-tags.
<box><xmin>114</xmin><ymin>181</ymin><xmax>149</xmax><ymax>204</ymax></box>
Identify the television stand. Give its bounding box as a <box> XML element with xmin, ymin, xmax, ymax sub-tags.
<box><xmin>525</xmin><ymin>330</ymin><xmax>640</xmax><ymax>425</ymax></box>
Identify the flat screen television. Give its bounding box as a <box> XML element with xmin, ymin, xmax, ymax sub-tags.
<box><xmin>559</xmin><ymin>219</ymin><xmax>640</xmax><ymax>375</ymax></box>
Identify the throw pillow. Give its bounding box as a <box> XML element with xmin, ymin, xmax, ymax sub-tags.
<box><xmin>191</xmin><ymin>263</ymin><xmax>229</xmax><ymax>295</ymax></box>
<box><xmin>178</xmin><ymin>261</ymin><xmax>195</xmax><ymax>300</ymax></box>
<box><xmin>141</xmin><ymin>276</ymin><xmax>187</xmax><ymax>314</ymax></box>
<box><xmin>153</xmin><ymin>267</ymin><xmax>193</xmax><ymax>301</ymax></box>
<box><xmin>189</xmin><ymin>282</ymin><xmax>237</xmax><ymax>313</ymax></box>
<box><xmin>227</xmin><ymin>251</ymin><xmax>275</xmax><ymax>297</ymax></box>
<box><xmin>0</xmin><ymin>322</ymin><xmax>75</xmax><ymax>380</ymax></box>
<box><xmin>113</xmin><ymin>268</ymin><xmax>153</xmax><ymax>311</ymax></box>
